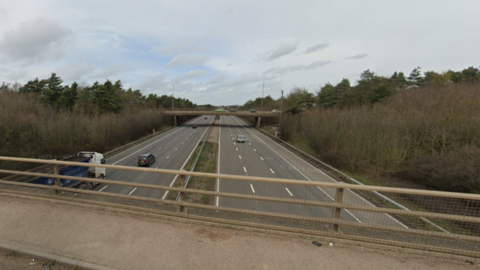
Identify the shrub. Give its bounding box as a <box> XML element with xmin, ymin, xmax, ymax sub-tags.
<box><xmin>399</xmin><ymin>146</ymin><xmax>480</xmax><ymax>193</ymax></box>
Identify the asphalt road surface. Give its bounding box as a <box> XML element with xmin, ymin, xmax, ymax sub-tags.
<box><xmin>217</xmin><ymin>115</ymin><xmax>406</xmax><ymax>228</ymax></box>
<box><xmin>95</xmin><ymin>115</ymin><xmax>213</xmax><ymax>200</ymax></box>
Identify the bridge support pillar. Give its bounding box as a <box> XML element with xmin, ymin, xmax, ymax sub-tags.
<box><xmin>254</xmin><ymin>117</ymin><xmax>262</xmax><ymax>128</ymax></box>
<box><xmin>173</xmin><ymin>116</ymin><xmax>179</xmax><ymax>126</ymax></box>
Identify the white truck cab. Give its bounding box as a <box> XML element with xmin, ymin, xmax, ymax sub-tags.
<box><xmin>77</xmin><ymin>151</ymin><xmax>106</xmax><ymax>178</ymax></box>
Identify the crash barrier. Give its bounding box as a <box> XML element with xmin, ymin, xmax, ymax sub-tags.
<box><xmin>0</xmin><ymin>156</ymin><xmax>479</xmax><ymax>258</ymax></box>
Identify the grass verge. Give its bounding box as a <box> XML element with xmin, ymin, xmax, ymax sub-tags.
<box><xmin>169</xmin><ymin>142</ymin><xmax>218</xmax><ymax>204</ymax></box>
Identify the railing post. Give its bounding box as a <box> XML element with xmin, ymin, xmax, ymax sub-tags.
<box><xmin>53</xmin><ymin>164</ymin><xmax>61</xmax><ymax>195</ymax></box>
<box><xmin>332</xmin><ymin>188</ymin><xmax>344</xmax><ymax>232</ymax></box>
<box><xmin>179</xmin><ymin>175</ymin><xmax>185</xmax><ymax>212</ymax></box>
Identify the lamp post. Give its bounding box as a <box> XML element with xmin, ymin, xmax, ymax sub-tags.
<box><xmin>278</xmin><ymin>90</ymin><xmax>284</xmax><ymax>138</ymax></box>
<box><xmin>261</xmin><ymin>82</ymin><xmax>265</xmax><ymax>111</ymax></box>
<box><xmin>172</xmin><ymin>84</ymin><xmax>175</xmax><ymax>111</ymax></box>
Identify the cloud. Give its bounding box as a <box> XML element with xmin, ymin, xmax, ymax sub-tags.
<box><xmin>60</xmin><ymin>62</ymin><xmax>96</xmax><ymax>81</ymax></box>
<box><xmin>263</xmin><ymin>60</ymin><xmax>331</xmax><ymax>76</ymax></box>
<box><xmin>137</xmin><ymin>73</ymin><xmax>168</xmax><ymax>92</ymax></box>
<box><xmin>165</xmin><ymin>54</ymin><xmax>209</xmax><ymax>69</ymax></box>
<box><xmin>218</xmin><ymin>73</ymin><xmax>272</xmax><ymax>88</ymax></box>
<box><xmin>304</xmin><ymin>43</ymin><xmax>329</xmax><ymax>54</ymax></box>
<box><xmin>173</xmin><ymin>69</ymin><xmax>208</xmax><ymax>83</ymax></box>
<box><xmin>0</xmin><ymin>17</ymin><xmax>73</xmax><ymax>64</ymax></box>
<box><xmin>93</xmin><ymin>63</ymin><xmax>132</xmax><ymax>78</ymax></box>
<box><xmin>345</xmin><ymin>53</ymin><xmax>368</xmax><ymax>60</ymax></box>
<box><xmin>149</xmin><ymin>39</ymin><xmax>206</xmax><ymax>57</ymax></box>
<box><xmin>206</xmin><ymin>73</ymin><xmax>226</xmax><ymax>85</ymax></box>
<box><xmin>268</xmin><ymin>43</ymin><xmax>297</xmax><ymax>60</ymax></box>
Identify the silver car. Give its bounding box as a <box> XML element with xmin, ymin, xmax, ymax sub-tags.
<box><xmin>236</xmin><ymin>134</ymin><xmax>245</xmax><ymax>143</ymax></box>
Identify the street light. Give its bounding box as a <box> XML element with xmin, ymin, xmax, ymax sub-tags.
<box><xmin>172</xmin><ymin>84</ymin><xmax>175</xmax><ymax>111</ymax></box>
<box><xmin>261</xmin><ymin>82</ymin><xmax>265</xmax><ymax>111</ymax></box>
<box><xmin>278</xmin><ymin>90</ymin><xmax>284</xmax><ymax>138</ymax></box>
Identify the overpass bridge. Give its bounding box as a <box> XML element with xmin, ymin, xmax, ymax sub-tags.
<box><xmin>164</xmin><ymin>110</ymin><xmax>280</xmax><ymax>127</ymax></box>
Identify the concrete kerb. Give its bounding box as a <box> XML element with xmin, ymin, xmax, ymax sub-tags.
<box><xmin>0</xmin><ymin>242</ymin><xmax>117</xmax><ymax>270</ymax></box>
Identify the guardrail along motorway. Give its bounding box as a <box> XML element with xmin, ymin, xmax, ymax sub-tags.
<box><xmin>0</xmin><ymin>156</ymin><xmax>479</xmax><ymax>259</ymax></box>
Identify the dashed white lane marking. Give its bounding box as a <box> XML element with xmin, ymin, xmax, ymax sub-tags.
<box><xmin>233</xmin><ymin>142</ymin><xmax>236</xmax><ymax>145</ymax></box>
<box><xmin>254</xmin><ymin>148</ymin><xmax>257</xmax><ymax>152</ymax></box>
<box><xmin>182</xmin><ymin>142</ymin><xmax>184</xmax><ymax>144</ymax></box>
<box><xmin>239</xmin><ymin>155</ymin><xmax>242</xmax><ymax>159</ymax></box>
<box><xmin>250</xmin><ymin>184</ymin><xmax>256</xmax><ymax>193</ymax></box>
<box><xmin>249</xmin><ymin>143</ymin><xmax>251</xmax><ymax>145</ymax></box>
<box><xmin>99</xmin><ymin>185</ymin><xmax>108</xmax><ymax>192</ymax></box>
<box><xmin>285</xmin><ymin>188</ymin><xmax>293</xmax><ymax>197</ymax></box>
<box><xmin>166</xmin><ymin>156</ymin><xmax>170</xmax><ymax>159</ymax></box>
<box><xmin>236</xmin><ymin>148</ymin><xmax>238</xmax><ymax>151</ymax></box>
<box><xmin>128</xmin><ymin>187</ymin><xmax>137</xmax><ymax>195</ymax></box>
<box><xmin>175</xmin><ymin>148</ymin><xmax>178</xmax><ymax>151</ymax></box>
<box><xmin>175</xmin><ymin>137</ymin><xmax>177</xmax><ymax>139</ymax></box>
<box><xmin>243</xmin><ymin>166</ymin><xmax>247</xmax><ymax>173</ymax></box>
<box><xmin>270</xmin><ymin>168</ymin><xmax>275</xmax><ymax>174</ymax></box>
<box><xmin>260</xmin><ymin>157</ymin><xmax>264</xmax><ymax>161</ymax></box>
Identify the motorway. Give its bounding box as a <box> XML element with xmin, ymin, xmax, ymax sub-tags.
<box><xmin>217</xmin><ymin>115</ymin><xmax>407</xmax><ymax>228</ymax></box>
<box><xmin>94</xmin><ymin>115</ymin><xmax>214</xmax><ymax>199</ymax></box>
<box><xmin>94</xmin><ymin>113</ymin><xmax>405</xmax><ymax>228</ymax></box>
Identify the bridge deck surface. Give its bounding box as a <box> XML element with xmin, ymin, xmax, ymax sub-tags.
<box><xmin>0</xmin><ymin>196</ymin><xmax>474</xmax><ymax>270</ymax></box>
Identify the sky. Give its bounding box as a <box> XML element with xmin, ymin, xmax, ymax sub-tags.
<box><xmin>0</xmin><ymin>0</ymin><xmax>479</xmax><ymax>106</ymax></box>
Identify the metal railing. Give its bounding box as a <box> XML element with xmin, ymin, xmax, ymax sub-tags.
<box><xmin>1</xmin><ymin>156</ymin><xmax>480</xmax><ymax>258</ymax></box>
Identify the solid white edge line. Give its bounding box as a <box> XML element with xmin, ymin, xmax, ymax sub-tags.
<box><xmin>250</xmin><ymin>184</ymin><xmax>256</xmax><ymax>193</ymax></box>
<box><xmin>161</xmin><ymin>117</ymin><xmax>213</xmax><ymax>200</ymax></box>
<box><xmin>98</xmin><ymin>185</ymin><xmax>108</xmax><ymax>192</ymax></box>
<box><xmin>230</xmin><ymin>116</ymin><xmax>367</xmax><ymax>225</ymax></box>
<box><xmin>128</xmin><ymin>187</ymin><xmax>137</xmax><ymax>195</ymax></box>
<box><xmin>285</xmin><ymin>187</ymin><xmax>293</xmax><ymax>196</ymax></box>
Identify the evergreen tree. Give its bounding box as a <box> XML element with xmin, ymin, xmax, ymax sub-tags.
<box><xmin>41</xmin><ymin>73</ymin><xmax>65</xmax><ymax>108</ymax></box>
<box><xmin>408</xmin><ymin>67</ymin><xmax>423</xmax><ymax>86</ymax></box>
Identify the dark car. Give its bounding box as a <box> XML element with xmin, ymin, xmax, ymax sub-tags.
<box><xmin>236</xmin><ymin>134</ymin><xmax>245</xmax><ymax>143</ymax></box>
<box><xmin>250</xmin><ymin>109</ymin><xmax>257</xmax><ymax>113</ymax></box>
<box><xmin>138</xmin><ymin>153</ymin><xmax>155</xmax><ymax>167</ymax></box>
<box><xmin>192</xmin><ymin>125</ymin><xmax>197</xmax><ymax>129</ymax></box>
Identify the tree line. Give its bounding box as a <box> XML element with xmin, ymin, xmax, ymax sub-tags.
<box><xmin>0</xmin><ymin>73</ymin><xmax>197</xmax><ymax>158</ymax></box>
<box><xmin>242</xmin><ymin>66</ymin><xmax>480</xmax><ymax>193</ymax></box>
<box><xmin>1</xmin><ymin>73</ymin><xmax>196</xmax><ymax>114</ymax></box>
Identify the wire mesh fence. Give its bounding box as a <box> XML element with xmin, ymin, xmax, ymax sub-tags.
<box><xmin>1</xmin><ymin>156</ymin><xmax>480</xmax><ymax>258</ymax></box>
